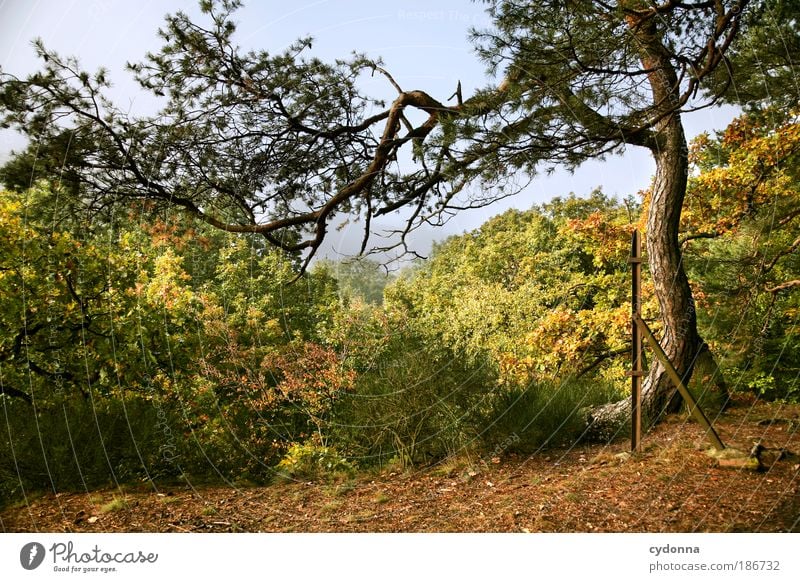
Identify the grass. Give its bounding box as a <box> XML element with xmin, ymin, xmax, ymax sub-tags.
<box><xmin>326</xmin><ymin>480</ymin><xmax>356</xmax><ymax>497</ymax></box>
<box><xmin>430</xmin><ymin>455</ymin><xmax>477</xmax><ymax>478</ymax></box>
<box><xmin>320</xmin><ymin>500</ymin><xmax>344</xmax><ymax>514</ymax></box>
<box><xmin>481</xmin><ymin>378</ymin><xmax>621</xmax><ymax>453</ymax></box>
<box><xmin>99</xmin><ymin>497</ymin><xmax>129</xmax><ymax>513</ymax></box>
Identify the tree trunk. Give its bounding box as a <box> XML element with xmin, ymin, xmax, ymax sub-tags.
<box><xmin>586</xmin><ymin>121</ymin><xmax>733</xmax><ymax>438</ymax></box>
<box><xmin>585</xmin><ymin>120</ymin><xmax>700</xmax><ymax>440</ymax></box>
<box><xmin>585</xmin><ymin>13</ymin><xmax>710</xmax><ymax>440</ymax></box>
<box><xmin>640</xmin><ymin>116</ymin><xmax>698</xmax><ymax>420</ymax></box>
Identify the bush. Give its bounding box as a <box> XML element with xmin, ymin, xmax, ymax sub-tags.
<box><xmin>0</xmin><ymin>395</ymin><xmax>183</xmax><ymax>505</ymax></box>
<box><xmin>744</xmin><ymin>371</ymin><xmax>800</xmax><ymax>403</ymax></box>
<box><xmin>325</xmin><ymin>300</ymin><xmax>621</xmax><ymax>467</ymax></box>
<box><xmin>476</xmin><ymin>377</ymin><xmax>621</xmax><ymax>453</ymax></box>
<box><xmin>275</xmin><ymin>439</ymin><xmax>356</xmax><ymax>482</ymax></box>
<box><xmin>330</xmin><ymin>329</ymin><xmax>497</xmax><ymax>468</ymax></box>
<box><xmin>0</xmin><ymin>389</ymin><xmax>294</xmax><ymax>505</ymax></box>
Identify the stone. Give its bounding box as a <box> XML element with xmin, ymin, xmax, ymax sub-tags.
<box><xmin>706</xmin><ymin>447</ymin><xmax>761</xmax><ymax>471</ymax></box>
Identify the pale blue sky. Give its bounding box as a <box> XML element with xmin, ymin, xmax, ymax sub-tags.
<box><xmin>0</xmin><ymin>0</ymin><xmax>740</xmax><ymax>259</ymax></box>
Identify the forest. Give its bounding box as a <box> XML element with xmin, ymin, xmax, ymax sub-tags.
<box><xmin>0</xmin><ymin>0</ymin><xmax>799</xmax><ymax>532</ymax></box>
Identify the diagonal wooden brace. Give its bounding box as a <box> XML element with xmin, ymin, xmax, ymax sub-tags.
<box><xmin>634</xmin><ymin>314</ymin><xmax>725</xmax><ymax>451</ymax></box>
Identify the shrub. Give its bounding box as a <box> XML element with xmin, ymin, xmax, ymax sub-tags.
<box><xmin>330</xmin><ymin>329</ymin><xmax>497</xmax><ymax>468</ymax></box>
<box><xmin>477</xmin><ymin>377</ymin><xmax>621</xmax><ymax>452</ymax></box>
<box><xmin>0</xmin><ymin>395</ymin><xmax>182</xmax><ymax>505</ymax></box>
<box><xmin>275</xmin><ymin>440</ymin><xmax>355</xmax><ymax>482</ymax></box>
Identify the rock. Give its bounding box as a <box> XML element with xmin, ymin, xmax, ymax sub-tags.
<box><xmin>706</xmin><ymin>447</ymin><xmax>761</xmax><ymax>471</ymax></box>
<box><xmin>757</xmin><ymin>446</ymin><xmax>799</xmax><ymax>468</ymax></box>
<box><xmin>707</xmin><ymin>444</ymin><xmax>799</xmax><ymax>471</ymax></box>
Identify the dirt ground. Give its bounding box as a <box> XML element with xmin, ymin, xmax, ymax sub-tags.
<box><xmin>2</xmin><ymin>394</ymin><xmax>799</xmax><ymax>533</ymax></box>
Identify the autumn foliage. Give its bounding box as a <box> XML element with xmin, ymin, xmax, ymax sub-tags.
<box><xmin>1</xmin><ymin>110</ymin><xmax>798</xmax><ymax>501</ymax></box>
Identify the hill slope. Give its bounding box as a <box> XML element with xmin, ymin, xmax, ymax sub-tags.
<box><xmin>3</xmin><ymin>396</ymin><xmax>798</xmax><ymax>533</ymax></box>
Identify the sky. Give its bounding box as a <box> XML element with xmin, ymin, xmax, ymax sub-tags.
<box><xmin>0</xmin><ymin>0</ymin><xmax>741</xmax><ymax>260</ymax></box>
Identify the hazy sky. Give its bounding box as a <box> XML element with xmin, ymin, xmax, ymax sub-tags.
<box><xmin>0</xmin><ymin>0</ymin><xmax>740</xmax><ymax>259</ymax></box>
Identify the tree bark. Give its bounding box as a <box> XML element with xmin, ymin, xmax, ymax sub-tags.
<box><xmin>585</xmin><ymin>120</ymin><xmax>699</xmax><ymax>439</ymax></box>
<box><xmin>640</xmin><ymin>115</ymin><xmax>698</xmax><ymax>420</ymax></box>
<box><xmin>585</xmin><ymin>12</ymin><xmax>712</xmax><ymax>440</ymax></box>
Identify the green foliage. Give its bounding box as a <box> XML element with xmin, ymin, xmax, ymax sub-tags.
<box><xmin>0</xmin><ymin>184</ymin><xmax>147</xmax><ymax>403</ymax></box>
<box><xmin>683</xmin><ymin>109</ymin><xmax>800</xmax><ymax>401</ymax></box>
<box><xmin>480</xmin><ymin>378</ymin><xmax>622</xmax><ymax>453</ymax></box>
<box><xmin>0</xmin><ymin>395</ymin><xmax>180</xmax><ymax>502</ymax></box>
<box><xmin>323</xmin><ymin>296</ymin><xmax>622</xmax><ymax>466</ymax></box>
<box><xmin>326</xmin><ymin>306</ymin><xmax>495</xmax><ymax>467</ymax></box>
<box><xmin>0</xmin><ymin>184</ymin><xmax>344</xmax><ymax>499</ymax></box>
<box><xmin>707</xmin><ymin>0</ymin><xmax>800</xmax><ymax>110</ymax></box>
<box><xmin>385</xmin><ymin>190</ymin><xmax>642</xmax><ymax>389</ymax></box>
<box><xmin>302</xmin><ymin>192</ymin><xmax>639</xmax><ymax>468</ymax></box>
<box><xmin>315</xmin><ymin>257</ymin><xmax>393</xmax><ymax>305</ymax></box>
<box><xmin>2</xmin><ymin>105</ymin><xmax>798</xmax><ymax>502</ymax></box>
<box><xmin>100</xmin><ymin>496</ymin><xmax>130</xmax><ymax>513</ymax></box>
<box><xmin>275</xmin><ymin>440</ymin><xmax>356</xmax><ymax>482</ymax></box>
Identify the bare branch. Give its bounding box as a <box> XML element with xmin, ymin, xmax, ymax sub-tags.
<box><xmin>766</xmin><ymin>280</ymin><xmax>800</xmax><ymax>294</ymax></box>
<box><xmin>371</xmin><ymin>64</ymin><xmax>403</xmax><ymax>94</ymax></box>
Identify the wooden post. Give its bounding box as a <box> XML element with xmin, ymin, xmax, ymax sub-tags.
<box><xmin>629</xmin><ymin>230</ymin><xmax>643</xmax><ymax>453</ymax></box>
<box><xmin>634</xmin><ymin>314</ymin><xmax>725</xmax><ymax>451</ymax></box>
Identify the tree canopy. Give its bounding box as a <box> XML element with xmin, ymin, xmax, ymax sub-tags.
<box><xmin>0</xmin><ymin>1</ymin><xmax>760</xmax><ymax>264</ymax></box>
<box><xmin>1</xmin><ymin>0</ymin><xmax>797</xmax><ymax>434</ymax></box>
<box><xmin>708</xmin><ymin>0</ymin><xmax>800</xmax><ymax>109</ymax></box>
